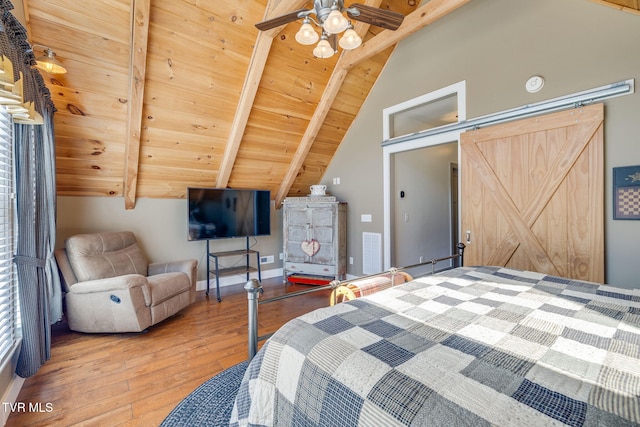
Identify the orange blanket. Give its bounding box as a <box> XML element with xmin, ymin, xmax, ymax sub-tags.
<box><xmin>329</xmin><ymin>271</ymin><xmax>412</xmax><ymax>305</ymax></box>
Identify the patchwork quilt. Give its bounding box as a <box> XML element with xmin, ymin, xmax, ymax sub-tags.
<box><xmin>230</xmin><ymin>266</ymin><xmax>640</xmax><ymax>426</ymax></box>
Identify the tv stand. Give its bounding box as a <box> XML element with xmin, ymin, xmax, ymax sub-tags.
<box><xmin>206</xmin><ymin>236</ymin><xmax>261</xmax><ymax>302</ymax></box>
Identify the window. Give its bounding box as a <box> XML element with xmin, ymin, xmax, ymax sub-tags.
<box><xmin>0</xmin><ymin>108</ymin><xmax>18</xmax><ymax>366</ymax></box>
<box><xmin>382</xmin><ymin>81</ymin><xmax>466</xmax><ymax>142</ymax></box>
<box><xmin>389</xmin><ymin>93</ymin><xmax>458</xmax><ymax>138</ymax></box>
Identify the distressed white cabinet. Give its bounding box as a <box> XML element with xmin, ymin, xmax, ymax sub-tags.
<box><xmin>283</xmin><ymin>197</ymin><xmax>347</xmax><ymax>280</ymax></box>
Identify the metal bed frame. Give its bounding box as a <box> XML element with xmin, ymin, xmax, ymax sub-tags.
<box><xmin>244</xmin><ymin>243</ymin><xmax>466</xmax><ymax>360</ymax></box>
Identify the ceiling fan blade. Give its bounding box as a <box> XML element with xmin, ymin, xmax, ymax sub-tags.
<box><xmin>255</xmin><ymin>8</ymin><xmax>308</xmax><ymax>31</ymax></box>
<box><xmin>347</xmin><ymin>4</ymin><xmax>404</xmax><ymax>31</ymax></box>
<box><xmin>328</xmin><ymin>33</ymin><xmax>338</xmax><ymax>53</ymax></box>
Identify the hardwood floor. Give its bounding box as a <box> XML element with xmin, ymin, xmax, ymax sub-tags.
<box><xmin>6</xmin><ymin>277</ymin><xmax>332</xmax><ymax>427</ymax></box>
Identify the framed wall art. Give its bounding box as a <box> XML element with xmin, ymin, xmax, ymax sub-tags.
<box><xmin>613</xmin><ymin>165</ymin><xmax>640</xmax><ymax>220</ymax></box>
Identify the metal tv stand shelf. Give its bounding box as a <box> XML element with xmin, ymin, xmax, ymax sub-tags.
<box><xmin>206</xmin><ymin>236</ymin><xmax>261</xmax><ymax>302</ymax></box>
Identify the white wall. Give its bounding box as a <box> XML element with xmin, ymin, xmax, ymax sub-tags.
<box><xmin>393</xmin><ymin>142</ymin><xmax>457</xmax><ymax>267</ymax></box>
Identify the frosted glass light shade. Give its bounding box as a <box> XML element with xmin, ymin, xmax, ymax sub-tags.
<box><xmin>295</xmin><ymin>21</ymin><xmax>319</xmax><ymax>45</ymax></box>
<box><xmin>35</xmin><ymin>49</ymin><xmax>67</xmax><ymax>74</ymax></box>
<box><xmin>313</xmin><ymin>38</ymin><xmax>334</xmax><ymax>58</ymax></box>
<box><xmin>323</xmin><ymin>9</ymin><xmax>348</xmax><ymax>34</ymax></box>
<box><xmin>338</xmin><ymin>28</ymin><xmax>362</xmax><ymax>50</ymax></box>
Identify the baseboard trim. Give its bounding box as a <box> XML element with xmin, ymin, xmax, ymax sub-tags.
<box><xmin>1</xmin><ymin>374</ymin><xmax>25</xmax><ymax>426</ymax></box>
<box><xmin>194</xmin><ymin>269</ymin><xmax>363</xmax><ymax>292</ymax></box>
<box><xmin>195</xmin><ymin>267</ymin><xmax>283</xmax><ymax>292</ymax></box>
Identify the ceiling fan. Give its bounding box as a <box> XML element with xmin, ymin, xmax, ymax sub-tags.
<box><xmin>255</xmin><ymin>0</ymin><xmax>404</xmax><ymax>57</ymax></box>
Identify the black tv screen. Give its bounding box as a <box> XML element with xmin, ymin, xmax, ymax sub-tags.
<box><xmin>187</xmin><ymin>188</ymin><xmax>271</xmax><ymax>241</ymax></box>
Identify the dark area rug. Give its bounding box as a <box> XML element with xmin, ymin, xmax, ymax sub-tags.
<box><xmin>160</xmin><ymin>361</ymin><xmax>248</xmax><ymax>427</ymax></box>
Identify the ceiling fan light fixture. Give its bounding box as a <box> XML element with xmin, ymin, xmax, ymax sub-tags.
<box><xmin>35</xmin><ymin>48</ymin><xmax>67</xmax><ymax>74</ymax></box>
<box><xmin>255</xmin><ymin>2</ymin><xmax>405</xmax><ymax>58</ymax></box>
<box><xmin>295</xmin><ymin>19</ymin><xmax>319</xmax><ymax>45</ymax></box>
<box><xmin>313</xmin><ymin>36</ymin><xmax>334</xmax><ymax>59</ymax></box>
<box><xmin>323</xmin><ymin>8</ymin><xmax>348</xmax><ymax>34</ymax></box>
<box><xmin>338</xmin><ymin>25</ymin><xmax>361</xmax><ymax>50</ymax></box>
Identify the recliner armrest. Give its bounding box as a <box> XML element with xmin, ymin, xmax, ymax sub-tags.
<box><xmin>68</xmin><ymin>274</ymin><xmax>149</xmax><ymax>294</ymax></box>
<box><xmin>149</xmin><ymin>259</ymin><xmax>198</xmax><ymax>304</ymax></box>
<box><xmin>148</xmin><ymin>259</ymin><xmax>197</xmax><ymax>277</ymax></box>
<box><xmin>65</xmin><ymin>273</ymin><xmax>153</xmax><ymax>331</ymax></box>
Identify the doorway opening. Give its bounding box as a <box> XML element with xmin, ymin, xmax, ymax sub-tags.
<box><xmin>450</xmin><ymin>163</ymin><xmax>458</xmax><ymax>253</ymax></box>
<box><xmin>391</xmin><ymin>142</ymin><xmax>459</xmax><ymax>275</ymax></box>
<box><xmin>382</xmin><ymin>81</ymin><xmax>466</xmax><ymax>270</ymax></box>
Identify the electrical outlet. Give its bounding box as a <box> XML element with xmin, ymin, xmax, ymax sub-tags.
<box><xmin>349</xmin><ymin>257</ymin><xmax>354</xmax><ymax>265</ymax></box>
<box><xmin>279</xmin><ymin>253</ymin><xmax>284</xmax><ymax>260</ymax></box>
<box><xmin>419</xmin><ymin>256</ymin><xmax>424</xmax><ymax>263</ymax></box>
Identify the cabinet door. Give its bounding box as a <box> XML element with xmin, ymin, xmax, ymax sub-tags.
<box><xmin>308</xmin><ymin>206</ymin><xmax>335</xmax><ymax>265</ymax></box>
<box><xmin>284</xmin><ymin>204</ymin><xmax>336</xmax><ymax>265</ymax></box>
<box><xmin>285</xmin><ymin>207</ymin><xmax>308</xmax><ymax>262</ymax></box>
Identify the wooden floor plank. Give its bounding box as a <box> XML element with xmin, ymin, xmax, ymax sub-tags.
<box><xmin>6</xmin><ymin>277</ymin><xmax>329</xmax><ymax>426</ymax></box>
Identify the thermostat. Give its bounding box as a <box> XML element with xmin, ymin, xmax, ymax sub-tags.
<box><xmin>526</xmin><ymin>76</ymin><xmax>544</xmax><ymax>93</ymax></box>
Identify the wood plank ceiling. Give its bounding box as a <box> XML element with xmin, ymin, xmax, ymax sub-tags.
<box><xmin>591</xmin><ymin>0</ymin><xmax>640</xmax><ymax>14</ymax></box>
<box><xmin>19</xmin><ymin>0</ymin><xmax>638</xmax><ymax>209</ymax></box>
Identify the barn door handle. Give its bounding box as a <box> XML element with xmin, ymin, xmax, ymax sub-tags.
<box><xmin>465</xmin><ymin>230</ymin><xmax>471</xmax><ymax>244</ymax></box>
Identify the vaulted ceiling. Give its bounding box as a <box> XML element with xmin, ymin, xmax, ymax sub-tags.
<box><xmin>18</xmin><ymin>0</ymin><xmax>639</xmax><ymax>209</ymax></box>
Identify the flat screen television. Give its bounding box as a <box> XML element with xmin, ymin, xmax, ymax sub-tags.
<box><xmin>187</xmin><ymin>188</ymin><xmax>271</xmax><ymax>241</ymax></box>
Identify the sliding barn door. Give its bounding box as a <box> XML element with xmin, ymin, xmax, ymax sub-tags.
<box><xmin>461</xmin><ymin>103</ymin><xmax>604</xmax><ymax>282</ymax></box>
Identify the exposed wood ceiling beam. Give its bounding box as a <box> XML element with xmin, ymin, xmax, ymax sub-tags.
<box><xmin>589</xmin><ymin>0</ymin><xmax>640</xmax><ymax>15</ymax></box>
<box><xmin>274</xmin><ymin>65</ymin><xmax>349</xmax><ymax>206</ymax></box>
<box><xmin>272</xmin><ymin>0</ymin><xmax>381</xmax><ymax>206</ymax></box>
<box><xmin>274</xmin><ymin>0</ymin><xmax>473</xmax><ymax>206</ymax></box>
<box><xmin>215</xmin><ymin>33</ymin><xmax>274</xmax><ymax>189</ymax></box>
<box><xmin>216</xmin><ymin>0</ymin><xmax>308</xmax><ymax>189</ymax></box>
<box><xmin>19</xmin><ymin>0</ymin><xmax>32</xmax><ymax>38</ymax></box>
<box><xmin>123</xmin><ymin>0</ymin><xmax>151</xmax><ymax>209</ymax></box>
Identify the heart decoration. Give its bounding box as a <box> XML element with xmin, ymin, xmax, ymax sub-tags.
<box><xmin>301</xmin><ymin>239</ymin><xmax>320</xmax><ymax>257</ymax></box>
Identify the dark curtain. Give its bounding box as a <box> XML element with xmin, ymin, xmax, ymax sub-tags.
<box><xmin>0</xmin><ymin>1</ymin><xmax>60</xmax><ymax>377</ymax></box>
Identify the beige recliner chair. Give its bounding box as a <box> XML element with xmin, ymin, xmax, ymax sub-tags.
<box><xmin>54</xmin><ymin>231</ymin><xmax>197</xmax><ymax>333</ymax></box>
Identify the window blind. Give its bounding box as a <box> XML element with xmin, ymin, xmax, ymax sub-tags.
<box><xmin>0</xmin><ymin>108</ymin><xmax>17</xmax><ymax>366</ymax></box>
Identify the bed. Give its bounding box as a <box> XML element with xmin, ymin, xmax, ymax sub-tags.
<box><xmin>230</xmin><ymin>266</ymin><xmax>640</xmax><ymax>426</ymax></box>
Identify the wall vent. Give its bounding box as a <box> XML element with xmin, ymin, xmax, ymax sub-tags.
<box><xmin>362</xmin><ymin>232</ymin><xmax>382</xmax><ymax>275</ymax></box>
